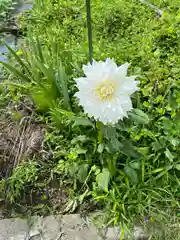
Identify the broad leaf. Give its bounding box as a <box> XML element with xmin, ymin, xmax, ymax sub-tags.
<box><xmin>124</xmin><ymin>166</ymin><xmax>139</xmax><ymax>184</ymax></box>
<box><xmin>71</xmin><ymin>135</ymin><xmax>90</xmax><ymax>145</ymax></box>
<box><xmin>120</xmin><ymin>140</ymin><xmax>140</xmax><ymax>158</ymax></box>
<box><xmin>72</xmin><ymin>117</ymin><xmax>95</xmax><ymax>128</ymax></box>
<box><xmin>162</xmin><ymin>117</ymin><xmax>173</xmax><ymax>130</ymax></box>
<box><xmin>136</xmin><ymin>147</ymin><xmax>150</xmax><ymax>156</ymax></box>
<box><xmin>102</xmin><ymin>125</ymin><xmax>116</xmax><ymax>139</ymax></box>
<box><xmin>152</xmin><ymin>140</ymin><xmax>164</xmax><ymax>151</ymax></box>
<box><xmin>96</xmin><ymin>168</ymin><xmax>110</xmax><ymax>192</ymax></box>
<box><xmin>110</xmin><ymin>136</ymin><xmax>122</xmax><ymax>151</ymax></box>
<box><xmin>165</xmin><ymin>136</ymin><xmax>179</xmax><ymax>147</ymax></box>
<box><xmin>129</xmin><ymin>109</ymin><xmax>149</xmax><ymax>124</ymax></box>
<box><xmin>129</xmin><ymin>160</ymin><xmax>141</xmax><ymax>170</ymax></box>
<box><xmin>78</xmin><ymin>164</ymin><xmax>89</xmax><ymax>183</ymax></box>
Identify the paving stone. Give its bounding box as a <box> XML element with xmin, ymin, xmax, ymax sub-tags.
<box><xmin>0</xmin><ymin>218</ymin><xmax>28</xmax><ymax>240</ymax></box>
<box><xmin>0</xmin><ymin>214</ymin><xmax>148</xmax><ymax>240</ymax></box>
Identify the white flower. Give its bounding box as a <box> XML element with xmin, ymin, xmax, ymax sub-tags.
<box><xmin>74</xmin><ymin>58</ymin><xmax>139</xmax><ymax>124</ymax></box>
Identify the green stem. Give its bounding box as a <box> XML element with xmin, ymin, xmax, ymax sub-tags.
<box><xmin>97</xmin><ymin>121</ymin><xmax>103</xmax><ymax>144</ymax></box>
<box><xmin>86</xmin><ymin>0</ymin><xmax>93</xmax><ymax>64</ymax></box>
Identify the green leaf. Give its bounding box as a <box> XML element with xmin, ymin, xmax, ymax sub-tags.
<box><xmin>168</xmin><ymin>90</ymin><xmax>177</xmax><ymax>108</ymax></box>
<box><xmin>96</xmin><ymin>168</ymin><xmax>110</xmax><ymax>192</ymax></box>
<box><xmin>71</xmin><ymin>135</ymin><xmax>90</xmax><ymax>145</ymax></box>
<box><xmin>4</xmin><ymin>43</ymin><xmax>31</xmax><ymax>76</ymax></box>
<box><xmin>35</xmin><ymin>60</ymin><xmax>54</xmax><ymax>85</ymax></box>
<box><xmin>79</xmin><ymin>189</ymin><xmax>90</xmax><ymax>204</ymax></box>
<box><xmin>129</xmin><ymin>160</ymin><xmax>141</xmax><ymax>170</ymax></box>
<box><xmin>152</xmin><ymin>140</ymin><xmax>164</xmax><ymax>151</ymax></box>
<box><xmin>175</xmin><ymin>164</ymin><xmax>180</xmax><ymax>171</ymax></box>
<box><xmin>165</xmin><ymin>148</ymin><xmax>174</xmax><ymax>162</ymax></box>
<box><xmin>102</xmin><ymin>125</ymin><xmax>116</xmax><ymax>139</ymax></box>
<box><xmin>162</xmin><ymin>118</ymin><xmax>173</xmax><ymax>130</ymax></box>
<box><xmin>97</xmin><ymin>144</ymin><xmax>104</xmax><ymax>153</ymax></box>
<box><xmin>35</xmin><ymin>37</ymin><xmax>44</xmax><ymax>63</ymax></box>
<box><xmin>153</xmin><ymin>165</ymin><xmax>173</xmax><ymax>180</ymax></box>
<box><xmin>91</xmin><ymin>165</ymin><xmax>101</xmax><ymax>175</ymax></box>
<box><xmin>120</xmin><ymin>140</ymin><xmax>140</xmax><ymax>158</ymax></box>
<box><xmin>124</xmin><ymin>166</ymin><xmax>139</xmax><ymax>184</ymax></box>
<box><xmin>0</xmin><ymin>61</ymin><xmax>30</xmax><ymax>82</ymax></box>
<box><xmin>110</xmin><ymin>136</ymin><xmax>122</xmax><ymax>151</ymax></box>
<box><xmin>136</xmin><ymin>147</ymin><xmax>150</xmax><ymax>156</ymax></box>
<box><xmin>78</xmin><ymin>164</ymin><xmax>89</xmax><ymax>183</ymax></box>
<box><xmin>129</xmin><ymin>109</ymin><xmax>149</xmax><ymax>124</ymax></box>
<box><xmin>76</xmin><ymin>147</ymin><xmax>87</xmax><ymax>155</ymax></box>
<box><xmin>56</xmin><ymin>63</ymin><xmax>71</xmax><ymax>110</ymax></box>
<box><xmin>165</xmin><ymin>136</ymin><xmax>179</xmax><ymax>147</ymax></box>
<box><xmin>72</xmin><ymin>117</ymin><xmax>95</xmax><ymax>128</ymax></box>
<box><xmin>50</xmin><ymin>108</ymin><xmax>75</xmax><ymax>119</ymax></box>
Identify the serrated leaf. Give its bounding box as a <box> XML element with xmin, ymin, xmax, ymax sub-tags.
<box><xmin>124</xmin><ymin>166</ymin><xmax>139</xmax><ymax>184</ymax></box>
<box><xmin>129</xmin><ymin>109</ymin><xmax>149</xmax><ymax>124</ymax></box>
<box><xmin>96</xmin><ymin>168</ymin><xmax>110</xmax><ymax>192</ymax></box>
<box><xmin>120</xmin><ymin>140</ymin><xmax>140</xmax><ymax>158</ymax></box>
<box><xmin>110</xmin><ymin>136</ymin><xmax>122</xmax><ymax>151</ymax></box>
<box><xmin>101</xmin><ymin>125</ymin><xmax>116</xmax><ymax>138</ymax></box>
<box><xmin>72</xmin><ymin>117</ymin><xmax>95</xmax><ymax>128</ymax></box>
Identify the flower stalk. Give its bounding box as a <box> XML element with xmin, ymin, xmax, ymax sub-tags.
<box><xmin>97</xmin><ymin>121</ymin><xmax>103</xmax><ymax>144</ymax></box>
<box><xmin>86</xmin><ymin>0</ymin><xmax>93</xmax><ymax>64</ymax></box>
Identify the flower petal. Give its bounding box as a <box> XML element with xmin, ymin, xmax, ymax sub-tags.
<box><xmin>105</xmin><ymin>58</ymin><xmax>117</xmax><ymax>70</ymax></box>
<box><xmin>119</xmin><ymin>76</ymin><xmax>139</xmax><ymax>95</ymax></box>
<box><xmin>117</xmin><ymin>62</ymin><xmax>131</xmax><ymax>78</ymax></box>
<box><xmin>74</xmin><ymin>59</ymin><xmax>138</xmax><ymax>124</ymax></box>
<box><xmin>83</xmin><ymin>59</ymin><xmax>104</xmax><ymax>77</ymax></box>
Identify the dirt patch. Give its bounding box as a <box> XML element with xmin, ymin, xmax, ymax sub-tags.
<box><xmin>0</xmin><ymin>110</ymin><xmax>45</xmax><ymax>179</ymax></box>
<box><xmin>0</xmin><ymin>98</ymin><xmax>71</xmax><ymax>218</ymax></box>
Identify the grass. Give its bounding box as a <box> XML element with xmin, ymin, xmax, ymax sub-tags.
<box><xmin>0</xmin><ymin>0</ymin><xmax>14</xmax><ymax>20</ymax></box>
<box><xmin>0</xmin><ymin>0</ymin><xmax>180</xmax><ymax>239</ymax></box>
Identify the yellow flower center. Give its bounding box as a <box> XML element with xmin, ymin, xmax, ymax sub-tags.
<box><xmin>95</xmin><ymin>80</ymin><xmax>115</xmax><ymax>100</ymax></box>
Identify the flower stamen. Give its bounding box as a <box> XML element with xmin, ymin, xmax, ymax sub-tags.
<box><xmin>95</xmin><ymin>80</ymin><xmax>115</xmax><ymax>100</ymax></box>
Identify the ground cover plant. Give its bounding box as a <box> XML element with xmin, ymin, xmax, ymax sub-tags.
<box><xmin>0</xmin><ymin>0</ymin><xmax>180</xmax><ymax>239</ymax></box>
<box><xmin>0</xmin><ymin>0</ymin><xmax>14</xmax><ymax>21</ymax></box>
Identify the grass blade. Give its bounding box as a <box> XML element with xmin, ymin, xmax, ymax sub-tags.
<box><xmin>36</xmin><ymin>37</ymin><xmax>44</xmax><ymax>63</ymax></box>
<box><xmin>35</xmin><ymin>60</ymin><xmax>54</xmax><ymax>85</ymax></box>
<box><xmin>0</xmin><ymin>61</ymin><xmax>30</xmax><ymax>82</ymax></box>
<box><xmin>56</xmin><ymin>62</ymin><xmax>71</xmax><ymax>110</ymax></box>
<box><xmin>4</xmin><ymin>43</ymin><xmax>31</xmax><ymax>76</ymax></box>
